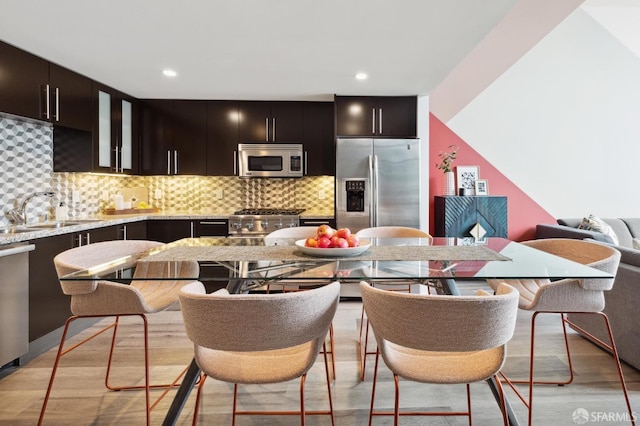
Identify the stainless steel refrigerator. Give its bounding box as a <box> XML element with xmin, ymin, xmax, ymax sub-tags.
<box><xmin>336</xmin><ymin>138</ymin><xmax>421</xmax><ymax>233</ymax></box>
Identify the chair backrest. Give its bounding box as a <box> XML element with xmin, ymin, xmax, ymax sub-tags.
<box><xmin>179</xmin><ymin>281</ymin><xmax>340</xmax><ymax>352</ymax></box>
<box><xmin>360</xmin><ymin>281</ymin><xmax>518</xmax><ymax>352</ymax></box>
<box><xmin>522</xmin><ymin>238</ymin><xmax>620</xmax><ymax>290</ymax></box>
<box><xmin>264</xmin><ymin>226</ymin><xmax>318</xmax><ymax>244</ymax></box>
<box><xmin>54</xmin><ymin>240</ymin><xmax>164</xmax><ymax>295</ymax></box>
<box><xmin>356</xmin><ymin>226</ymin><xmax>431</xmax><ymax>238</ymax></box>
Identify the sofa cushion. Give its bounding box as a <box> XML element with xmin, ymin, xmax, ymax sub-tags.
<box><xmin>621</xmin><ymin>218</ymin><xmax>640</xmax><ymax>239</ymax></box>
<box><xmin>578</xmin><ymin>215</ymin><xmax>620</xmax><ymax>246</ymax></box>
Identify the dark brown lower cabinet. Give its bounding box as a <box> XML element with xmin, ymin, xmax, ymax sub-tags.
<box><xmin>28</xmin><ymin>225</ymin><xmax>129</xmax><ymax>342</ymax></box>
<box><xmin>29</xmin><ymin>233</ymin><xmax>73</xmax><ymax>341</ymax></box>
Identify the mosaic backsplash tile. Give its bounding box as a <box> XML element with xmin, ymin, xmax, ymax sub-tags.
<box><xmin>1</xmin><ymin>115</ymin><xmax>334</xmax><ymax>227</ymax></box>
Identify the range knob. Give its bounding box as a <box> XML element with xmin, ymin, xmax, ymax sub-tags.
<box><xmin>246</xmin><ymin>222</ymin><xmax>254</xmax><ymax>231</ymax></box>
<box><xmin>274</xmin><ymin>221</ymin><xmax>284</xmax><ymax>230</ymax></box>
<box><xmin>261</xmin><ymin>220</ymin><xmax>269</xmax><ymax>229</ymax></box>
<box><xmin>233</xmin><ymin>221</ymin><xmax>242</xmax><ymax>229</ymax></box>
<box><xmin>288</xmin><ymin>221</ymin><xmax>297</xmax><ymax>228</ymax></box>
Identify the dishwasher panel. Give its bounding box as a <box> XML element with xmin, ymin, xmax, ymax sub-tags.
<box><xmin>0</xmin><ymin>243</ymin><xmax>35</xmax><ymax>367</ymax></box>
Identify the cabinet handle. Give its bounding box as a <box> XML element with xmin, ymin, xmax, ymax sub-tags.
<box><xmin>174</xmin><ymin>150</ymin><xmax>178</xmax><ymax>174</ymax></box>
<box><xmin>304</xmin><ymin>151</ymin><xmax>308</xmax><ymax>176</ymax></box>
<box><xmin>265</xmin><ymin>118</ymin><xmax>269</xmax><ymax>142</ymax></box>
<box><xmin>86</xmin><ymin>233</ymin><xmax>91</xmax><ymax>245</ymax></box>
<box><xmin>121</xmin><ymin>225</ymin><xmax>127</xmax><ymax>240</ymax></box>
<box><xmin>378</xmin><ymin>108</ymin><xmax>383</xmax><ymax>134</ymax></box>
<box><xmin>302</xmin><ymin>221</ymin><xmax>331</xmax><ymax>225</ymax></box>
<box><xmin>199</xmin><ymin>221</ymin><xmax>226</xmax><ymax>225</ymax></box>
<box><xmin>167</xmin><ymin>150</ymin><xmax>171</xmax><ymax>175</ymax></box>
<box><xmin>233</xmin><ymin>150</ymin><xmax>237</xmax><ymax>175</ymax></box>
<box><xmin>55</xmin><ymin>87</ymin><xmax>60</xmax><ymax>122</ymax></box>
<box><xmin>190</xmin><ymin>221</ymin><xmax>195</xmax><ymax>238</ymax></box>
<box><xmin>115</xmin><ymin>145</ymin><xmax>120</xmax><ymax>173</ymax></box>
<box><xmin>45</xmin><ymin>84</ymin><xmax>51</xmax><ymax>120</ymax></box>
<box><xmin>371</xmin><ymin>108</ymin><xmax>376</xmax><ymax>134</ymax></box>
<box><xmin>272</xmin><ymin>117</ymin><xmax>276</xmax><ymax>141</ymax></box>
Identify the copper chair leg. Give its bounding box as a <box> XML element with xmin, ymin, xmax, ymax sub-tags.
<box><xmin>300</xmin><ymin>374</ymin><xmax>307</xmax><ymax>426</ymax></box>
<box><xmin>192</xmin><ymin>374</ymin><xmax>207</xmax><ymax>426</ymax></box>
<box><xmin>322</xmin><ymin>343</ymin><xmax>336</xmax><ymax>426</ymax></box>
<box><xmin>394</xmin><ymin>374</ymin><xmax>400</xmax><ymax>426</ymax></box>
<box><xmin>368</xmin><ymin>349</ymin><xmax>381</xmax><ymax>426</ymax></box>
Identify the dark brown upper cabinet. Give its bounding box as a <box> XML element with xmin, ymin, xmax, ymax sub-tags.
<box><xmin>335</xmin><ymin>96</ymin><xmax>417</xmax><ymax>138</ymax></box>
<box><xmin>0</xmin><ymin>41</ymin><xmax>49</xmax><ymax>121</ymax></box>
<box><xmin>0</xmin><ymin>41</ymin><xmax>92</xmax><ymax>131</ymax></box>
<box><xmin>93</xmin><ymin>83</ymin><xmax>139</xmax><ymax>174</ymax></box>
<box><xmin>303</xmin><ymin>102</ymin><xmax>335</xmax><ymax>176</ymax></box>
<box><xmin>139</xmin><ymin>100</ymin><xmax>207</xmax><ymax>175</ymax></box>
<box><xmin>206</xmin><ymin>101</ymin><xmax>239</xmax><ymax>176</ymax></box>
<box><xmin>238</xmin><ymin>101</ymin><xmax>304</xmax><ymax>143</ymax></box>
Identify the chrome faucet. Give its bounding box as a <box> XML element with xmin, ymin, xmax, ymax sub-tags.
<box><xmin>7</xmin><ymin>191</ymin><xmax>56</xmax><ymax>225</ymax></box>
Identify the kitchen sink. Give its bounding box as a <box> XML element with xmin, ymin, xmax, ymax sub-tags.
<box><xmin>24</xmin><ymin>219</ymin><xmax>104</xmax><ymax>230</ymax></box>
<box><xmin>0</xmin><ymin>228</ymin><xmax>35</xmax><ymax>234</ymax></box>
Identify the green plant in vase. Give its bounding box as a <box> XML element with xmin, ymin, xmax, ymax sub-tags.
<box><xmin>436</xmin><ymin>145</ymin><xmax>458</xmax><ymax>195</ymax></box>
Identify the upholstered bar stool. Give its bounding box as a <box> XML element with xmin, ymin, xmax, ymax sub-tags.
<box><xmin>487</xmin><ymin>238</ymin><xmax>635</xmax><ymax>426</ymax></box>
<box><xmin>38</xmin><ymin>240</ymin><xmax>200</xmax><ymax>426</ymax></box>
<box><xmin>264</xmin><ymin>226</ymin><xmax>338</xmax><ymax>380</ymax></box>
<box><xmin>179</xmin><ymin>281</ymin><xmax>340</xmax><ymax>425</ymax></box>
<box><xmin>354</xmin><ymin>226</ymin><xmax>432</xmax><ymax>381</ymax></box>
<box><xmin>360</xmin><ymin>281</ymin><xmax>519</xmax><ymax>425</ymax></box>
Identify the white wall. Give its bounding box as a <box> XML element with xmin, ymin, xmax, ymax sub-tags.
<box><xmin>446</xmin><ymin>7</ymin><xmax>640</xmax><ymax>219</ymax></box>
<box><xmin>417</xmin><ymin>95</ymin><xmax>430</xmax><ymax>232</ymax></box>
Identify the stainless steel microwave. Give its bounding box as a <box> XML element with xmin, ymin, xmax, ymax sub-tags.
<box><xmin>237</xmin><ymin>143</ymin><xmax>304</xmax><ymax>178</ymax></box>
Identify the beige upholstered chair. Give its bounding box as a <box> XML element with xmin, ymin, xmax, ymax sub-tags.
<box><xmin>39</xmin><ymin>240</ymin><xmax>200</xmax><ymax>426</ymax></box>
<box><xmin>354</xmin><ymin>226</ymin><xmax>431</xmax><ymax>380</ymax></box>
<box><xmin>360</xmin><ymin>281</ymin><xmax>518</xmax><ymax>425</ymax></box>
<box><xmin>264</xmin><ymin>226</ymin><xmax>337</xmax><ymax>379</ymax></box>
<box><xmin>179</xmin><ymin>280</ymin><xmax>340</xmax><ymax>425</ymax></box>
<box><xmin>487</xmin><ymin>238</ymin><xmax>635</xmax><ymax>426</ymax></box>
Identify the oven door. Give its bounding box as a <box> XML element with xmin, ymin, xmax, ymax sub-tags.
<box><xmin>238</xmin><ymin>144</ymin><xmax>303</xmax><ymax>178</ymax></box>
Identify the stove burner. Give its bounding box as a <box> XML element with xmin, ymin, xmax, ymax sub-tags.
<box><xmin>233</xmin><ymin>208</ymin><xmax>306</xmax><ymax>215</ymax></box>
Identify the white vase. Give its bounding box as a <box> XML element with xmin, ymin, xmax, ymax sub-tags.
<box><xmin>443</xmin><ymin>171</ymin><xmax>455</xmax><ymax>196</ymax></box>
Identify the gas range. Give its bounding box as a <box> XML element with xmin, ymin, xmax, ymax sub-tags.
<box><xmin>228</xmin><ymin>208</ymin><xmax>306</xmax><ymax>237</ymax></box>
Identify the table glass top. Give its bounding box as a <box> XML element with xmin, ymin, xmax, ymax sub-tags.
<box><xmin>59</xmin><ymin>237</ymin><xmax>612</xmax><ymax>283</ymax></box>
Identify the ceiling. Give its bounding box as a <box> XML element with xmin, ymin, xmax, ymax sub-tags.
<box><xmin>0</xmin><ymin>0</ymin><xmax>520</xmax><ymax>101</ymax></box>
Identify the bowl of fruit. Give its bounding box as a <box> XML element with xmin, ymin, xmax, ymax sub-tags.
<box><xmin>295</xmin><ymin>225</ymin><xmax>370</xmax><ymax>257</ymax></box>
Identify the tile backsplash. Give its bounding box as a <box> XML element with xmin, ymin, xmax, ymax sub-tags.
<box><xmin>1</xmin><ymin>114</ymin><xmax>334</xmax><ymax>227</ymax></box>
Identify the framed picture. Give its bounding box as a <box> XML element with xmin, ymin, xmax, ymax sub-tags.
<box><xmin>474</xmin><ymin>179</ymin><xmax>489</xmax><ymax>195</ymax></box>
<box><xmin>456</xmin><ymin>166</ymin><xmax>480</xmax><ymax>194</ymax></box>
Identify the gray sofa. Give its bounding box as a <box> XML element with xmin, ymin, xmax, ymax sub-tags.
<box><xmin>536</xmin><ymin>218</ymin><xmax>640</xmax><ymax>371</ymax></box>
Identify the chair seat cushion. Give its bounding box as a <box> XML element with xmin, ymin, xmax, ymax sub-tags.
<box><xmin>381</xmin><ymin>340</ymin><xmax>506</xmax><ymax>384</ymax></box>
<box><xmin>195</xmin><ymin>341</ymin><xmax>318</xmax><ymax>384</ymax></box>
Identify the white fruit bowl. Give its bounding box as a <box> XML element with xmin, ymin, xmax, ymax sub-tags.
<box><xmin>295</xmin><ymin>239</ymin><xmax>371</xmax><ymax>257</ymax></box>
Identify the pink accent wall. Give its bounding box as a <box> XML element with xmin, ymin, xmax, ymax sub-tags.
<box><xmin>429</xmin><ymin>113</ymin><xmax>555</xmax><ymax>241</ymax></box>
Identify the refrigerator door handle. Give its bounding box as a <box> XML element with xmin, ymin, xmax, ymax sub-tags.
<box><xmin>368</xmin><ymin>155</ymin><xmax>375</xmax><ymax>227</ymax></box>
<box><xmin>373</xmin><ymin>155</ymin><xmax>379</xmax><ymax>227</ymax></box>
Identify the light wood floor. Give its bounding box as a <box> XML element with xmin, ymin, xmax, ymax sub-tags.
<box><xmin>1</xmin><ymin>281</ymin><xmax>639</xmax><ymax>425</ymax></box>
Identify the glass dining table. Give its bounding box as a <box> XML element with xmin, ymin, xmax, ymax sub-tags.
<box><xmin>59</xmin><ymin>236</ymin><xmax>614</xmax><ymax>426</ymax></box>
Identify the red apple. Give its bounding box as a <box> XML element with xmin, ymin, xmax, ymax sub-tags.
<box><xmin>317</xmin><ymin>236</ymin><xmax>331</xmax><ymax>248</ymax></box>
<box><xmin>336</xmin><ymin>227</ymin><xmax>351</xmax><ymax>239</ymax></box>
<box><xmin>329</xmin><ymin>235</ymin><xmax>341</xmax><ymax>248</ymax></box>
<box><xmin>317</xmin><ymin>224</ymin><xmax>336</xmax><ymax>239</ymax></box>
<box><xmin>304</xmin><ymin>237</ymin><xmax>318</xmax><ymax>247</ymax></box>
<box><xmin>335</xmin><ymin>237</ymin><xmax>349</xmax><ymax>248</ymax></box>
<box><xmin>346</xmin><ymin>235</ymin><xmax>360</xmax><ymax>247</ymax></box>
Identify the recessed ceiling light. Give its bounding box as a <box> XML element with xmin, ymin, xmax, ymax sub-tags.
<box><xmin>163</xmin><ymin>69</ymin><xmax>177</xmax><ymax>77</ymax></box>
<box><xmin>355</xmin><ymin>72</ymin><xmax>368</xmax><ymax>80</ymax></box>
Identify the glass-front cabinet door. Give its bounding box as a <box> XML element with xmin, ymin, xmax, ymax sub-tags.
<box><xmin>94</xmin><ymin>84</ymin><xmax>138</xmax><ymax>174</ymax></box>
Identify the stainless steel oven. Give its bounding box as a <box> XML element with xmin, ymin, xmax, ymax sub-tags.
<box><xmin>228</xmin><ymin>208</ymin><xmax>305</xmax><ymax>237</ymax></box>
<box><xmin>238</xmin><ymin>143</ymin><xmax>304</xmax><ymax>178</ymax></box>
